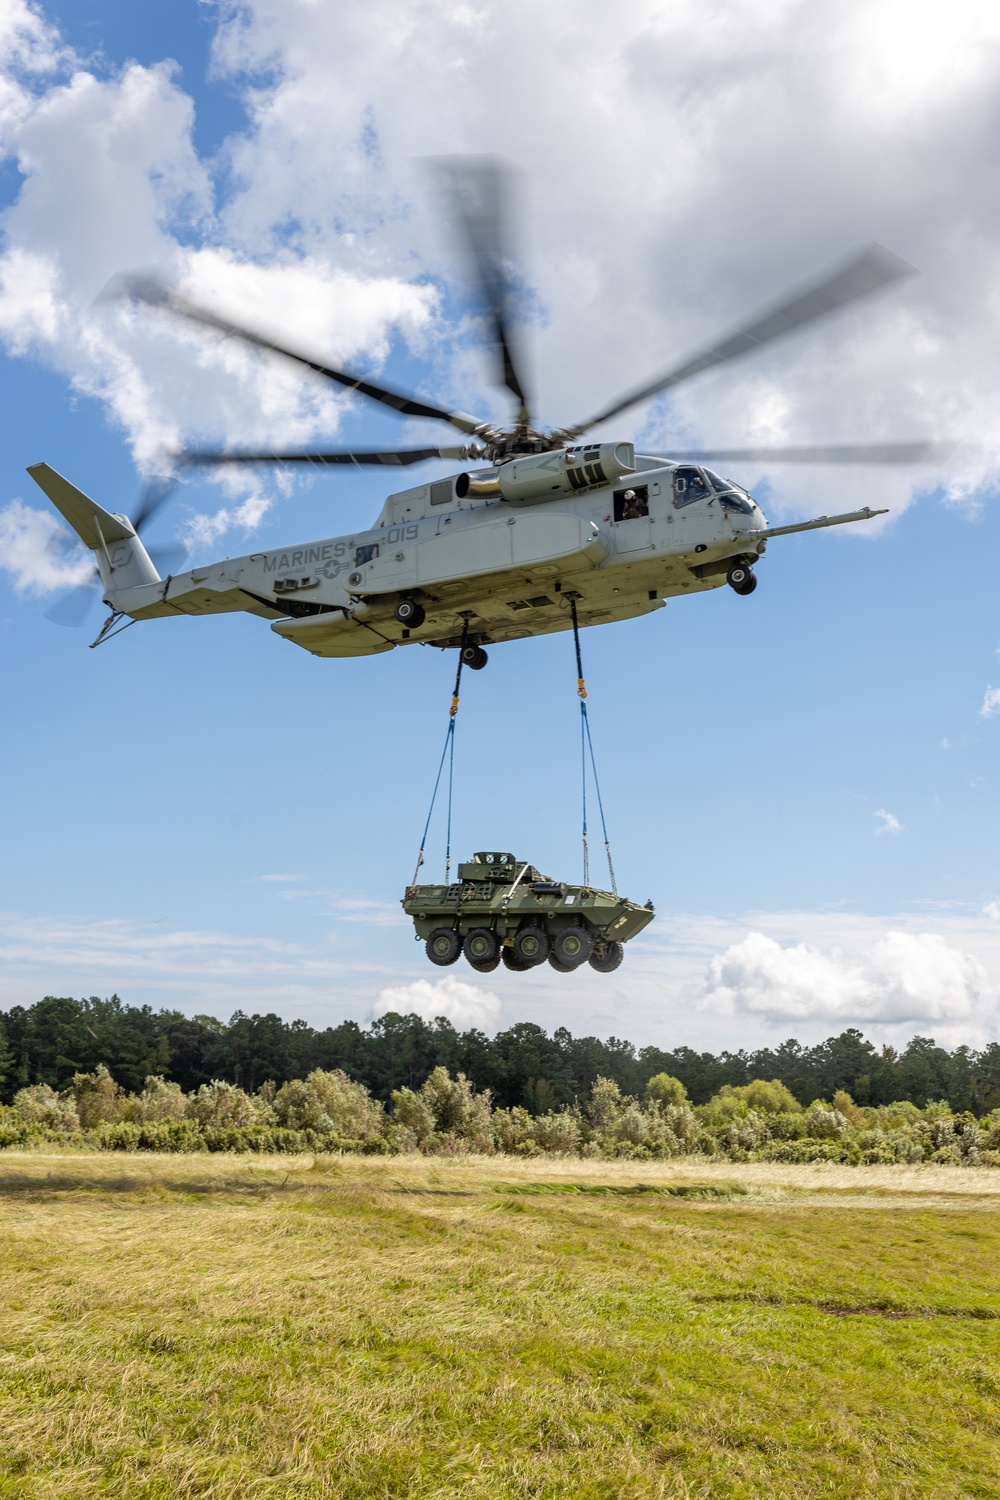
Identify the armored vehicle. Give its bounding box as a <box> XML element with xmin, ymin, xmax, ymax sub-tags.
<box><xmin>402</xmin><ymin>851</ymin><xmax>654</xmax><ymax>974</ymax></box>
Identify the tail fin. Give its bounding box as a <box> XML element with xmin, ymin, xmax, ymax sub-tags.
<box><xmin>27</xmin><ymin>463</ymin><xmax>161</xmax><ymax>592</ymax></box>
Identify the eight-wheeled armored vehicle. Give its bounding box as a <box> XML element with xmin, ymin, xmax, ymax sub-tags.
<box><xmin>403</xmin><ymin>851</ymin><xmax>654</xmax><ymax>974</ymax></box>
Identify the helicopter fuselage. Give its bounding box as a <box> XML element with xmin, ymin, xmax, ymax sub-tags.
<box><xmin>104</xmin><ymin>454</ymin><xmax>772</xmax><ymax>658</ymax></box>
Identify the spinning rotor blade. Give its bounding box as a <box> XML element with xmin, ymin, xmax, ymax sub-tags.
<box><xmin>654</xmin><ymin>440</ymin><xmax>956</xmax><ymax>465</ymax></box>
<box><xmin>131</xmin><ymin>474</ymin><xmax>179</xmax><ymax>533</ymax></box>
<box><xmin>109</xmin><ymin>275</ymin><xmax>486</xmax><ymax>438</ymax></box>
<box><xmin>179</xmin><ymin>445</ymin><xmax>475</xmax><ymax>469</ymax></box>
<box><xmin>430</xmin><ymin>157</ymin><xmax>532</xmax><ymax>427</ymax></box>
<box><xmin>44</xmin><ymin>571</ymin><xmax>100</xmax><ymax>626</ymax></box>
<box><xmin>568</xmin><ymin>245</ymin><xmax>916</xmax><ymax>436</ymax></box>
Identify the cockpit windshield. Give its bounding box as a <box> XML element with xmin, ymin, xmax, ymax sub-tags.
<box><xmin>704</xmin><ymin>468</ymin><xmax>755</xmax><ymax>515</ymax></box>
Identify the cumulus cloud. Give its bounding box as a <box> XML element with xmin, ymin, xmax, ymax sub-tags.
<box><xmin>372</xmin><ymin>976</ymin><xmax>502</xmax><ymax>1032</ymax></box>
<box><xmin>874</xmin><ymin>807</ymin><xmax>903</xmax><ymax>835</ymax></box>
<box><xmin>980</xmin><ymin>686</ymin><xmax>1000</xmax><ymax>719</ymax></box>
<box><xmin>0</xmin><ymin>495</ymin><xmax>92</xmax><ymax>592</ymax></box>
<box><xmin>700</xmin><ymin>928</ymin><xmax>996</xmax><ymax>1027</ymax></box>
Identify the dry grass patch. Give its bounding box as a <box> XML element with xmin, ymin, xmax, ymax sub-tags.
<box><xmin>1</xmin><ymin>1154</ymin><xmax>999</xmax><ymax>1498</ymax></box>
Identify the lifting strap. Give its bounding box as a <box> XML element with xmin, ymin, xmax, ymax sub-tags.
<box><xmin>411</xmin><ymin>622</ymin><xmax>469</xmax><ymax>886</ymax></box>
<box><xmin>570</xmin><ymin>599</ymin><xmax>617</xmax><ymax>895</ymax></box>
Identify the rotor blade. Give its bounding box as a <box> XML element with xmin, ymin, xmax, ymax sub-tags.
<box><xmin>651</xmin><ymin>440</ymin><xmax>956</xmax><ymax>466</ymax></box>
<box><xmin>107</xmin><ymin>274</ymin><xmax>487</xmax><ymax>437</ymax></box>
<box><xmin>146</xmin><ymin>542</ymin><xmax>186</xmax><ymax>575</ymax></box>
<box><xmin>568</xmin><ymin>244</ymin><xmax>916</xmax><ymax>435</ymax></box>
<box><xmin>429</xmin><ymin>157</ymin><xmax>532</xmax><ymax>427</ymax></box>
<box><xmin>131</xmin><ymin>475</ymin><xmax>179</xmax><ymax>534</ymax></box>
<box><xmin>44</xmin><ymin>573</ymin><xmax>100</xmax><ymax>627</ymax></box>
<box><xmin>178</xmin><ymin>446</ymin><xmax>475</xmax><ymax>468</ymax></box>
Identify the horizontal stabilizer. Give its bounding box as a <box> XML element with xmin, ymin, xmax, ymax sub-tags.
<box><xmin>26</xmin><ymin>463</ymin><xmax>134</xmax><ymax>550</ymax></box>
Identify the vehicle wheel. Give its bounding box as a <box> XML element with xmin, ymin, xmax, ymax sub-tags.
<box><xmin>552</xmin><ymin>926</ymin><xmax>593</xmax><ymax>967</ymax></box>
<box><xmin>513</xmin><ymin>926</ymin><xmax>550</xmax><ymax>967</ymax></box>
<box><xmin>469</xmin><ymin>955</ymin><xmax>501</xmax><ymax>973</ymax></box>
<box><xmin>548</xmin><ymin>952</ymin><xmax>577</xmax><ymax>973</ymax></box>
<box><xmin>501</xmin><ymin>945</ymin><xmax>530</xmax><ymax>971</ymax></box>
<box><xmin>589</xmin><ymin>941</ymin><xmax>624</xmax><ymax>973</ymax></box>
<box><xmin>727</xmin><ymin>563</ymin><xmax>757</xmax><ymax>595</ymax></box>
<box><xmin>464</xmin><ymin>928</ymin><xmax>499</xmax><ymax>966</ymax></box>
<box><xmin>394</xmin><ymin>598</ymin><xmax>425</xmax><ymax>628</ymax></box>
<box><xmin>426</xmin><ymin>928</ymin><xmax>461</xmax><ymax>966</ymax></box>
<box><xmin>461</xmin><ymin>643</ymin><xmax>489</xmax><ymax>670</ymax></box>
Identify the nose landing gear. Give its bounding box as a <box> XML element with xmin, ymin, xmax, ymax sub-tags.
<box><xmin>727</xmin><ymin>562</ymin><xmax>757</xmax><ymax>596</ymax></box>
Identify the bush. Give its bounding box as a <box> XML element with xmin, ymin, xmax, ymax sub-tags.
<box><xmin>645</xmin><ymin>1073</ymin><xmax>689</xmax><ymax>1109</ymax></box>
<box><xmin>13</xmin><ymin>1084</ymin><xmax>79</xmax><ymax>1132</ymax></box>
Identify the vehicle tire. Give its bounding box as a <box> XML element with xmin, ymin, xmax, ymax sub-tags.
<box><xmin>727</xmin><ymin>563</ymin><xmax>757</xmax><ymax>596</ymax></box>
<box><xmin>464</xmin><ymin>928</ymin><xmax>499</xmax><ymax>967</ymax></box>
<box><xmin>552</xmin><ymin>926</ymin><xmax>593</xmax><ymax>968</ymax></box>
<box><xmin>589</xmin><ymin>940</ymin><xmax>624</xmax><ymax>974</ymax></box>
<box><xmin>461</xmin><ymin>643</ymin><xmax>489</xmax><ymax>670</ymax></box>
<box><xmin>548</xmin><ymin>952</ymin><xmax>577</xmax><ymax>973</ymax></box>
<box><xmin>426</xmin><ymin>928</ymin><xmax>461</xmax><ymax>966</ymax></box>
<box><xmin>513</xmin><ymin>926</ymin><xmax>550</xmax><ymax>967</ymax></box>
<box><xmin>469</xmin><ymin>955</ymin><xmax>501</xmax><ymax>973</ymax></box>
<box><xmin>394</xmin><ymin>597</ymin><xmax>425</xmax><ymax>628</ymax></box>
<box><xmin>501</xmin><ymin>945</ymin><xmax>530</xmax><ymax>971</ymax></box>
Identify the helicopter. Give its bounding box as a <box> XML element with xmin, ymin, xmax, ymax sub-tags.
<box><xmin>32</xmin><ymin>159</ymin><xmax>951</xmax><ymax>662</ymax></box>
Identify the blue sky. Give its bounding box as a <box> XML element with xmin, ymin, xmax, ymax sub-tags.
<box><xmin>0</xmin><ymin>0</ymin><xmax>998</xmax><ymax>1050</ymax></box>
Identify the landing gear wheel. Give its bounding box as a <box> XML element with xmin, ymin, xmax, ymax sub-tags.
<box><xmin>513</xmin><ymin>927</ymin><xmax>550</xmax><ymax>967</ymax></box>
<box><xmin>727</xmin><ymin>563</ymin><xmax>757</xmax><ymax>596</ymax></box>
<box><xmin>501</xmin><ymin>945</ymin><xmax>530</xmax><ymax>972</ymax></box>
<box><xmin>552</xmin><ymin>927</ymin><xmax>593</xmax><ymax>968</ymax></box>
<box><xmin>426</xmin><ymin>928</ymin><xmax>461</xmax><ymax>966</ymax></box>
<box><xmin>464</xmin><ymin>928</ymin><xmax>499</xmax><ymax>967</ymax></box>
<box><xmin>461</xmin><ymin>644</ymin><xmax>489</xmax><ymax>671</ymax></box>
<box><xmin>394</xmin><ymin>598</ymin><xmax>425</xmax><ymax>628</ymax></box>
<box><xmin>548</xmin><ymin>952</ymin><xmax>577</xmax><ymax>973</ymax></box>
<box><xmin>589</xmin><ymin>941</ymin><xmax>624</xmax><ymax>974</ymax></box>
<box><xmin>469</xmin><ymin>955</ymin><xmax>501</xmax><ymax>973</ymax></box>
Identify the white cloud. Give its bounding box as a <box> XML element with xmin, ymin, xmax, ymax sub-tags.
<box><xmin>985</xmin><ymin>901</ymin><xmax>1000</xmax><ymax>923</ymax></box>
<box><xmin>874</xmin><ymin>808</ymin><xmax>903</xmax><ymax>835</ymax></box>
<box><xmin>700</xmin><ymin>928</ymin><xmax>996</xmax><ymax>1028</ymax></box>
<box><xmin>372</xmin><ymin>976</ymin><xmax>502</xmax><ymax>1032</ymax></box>
<box><xmin>980</xmin><ymin>686</ymin><xmax>1000</xmax><ymax>719</ymax></box>
<box><xmin>0</xmin><ymin>495</ymin><xmax>93</xmax><ymax>592</ymax></box>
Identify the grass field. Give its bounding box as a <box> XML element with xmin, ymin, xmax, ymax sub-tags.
<box><xmin>2</xmin><ymin>1154</ymin><xmax>1000</xmax><ymax>1498</ymax></box>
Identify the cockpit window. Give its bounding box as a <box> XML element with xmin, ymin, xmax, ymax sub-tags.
<box><xmin>703</xmin><ymin>468</ymin><xmax>755</xmax><ymax>515</ymax></box>
<box><xmin>672</xmin><ymin>466</ymin><xmax>711</xmax><ymax>507</ymax></box>
<box><xmin>704</xmin><ymin>469</ymin><xmax>734</xmax><ymax>492</ymax></box>
<box><xmin>718</xmin><ymin>493</ymin><xmax>755</xmax><ymax>515</ymax></box>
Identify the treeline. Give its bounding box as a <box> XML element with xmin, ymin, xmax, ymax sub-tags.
<box><xmin>2</xmin><ymin>994</ymin><xmax>1000</xmax><ymax>1115</ymax></box>
<box><xmin>3</xmin><ymin>1064</ymin><xmax>998</xmax><ymax>1167</ymax></box>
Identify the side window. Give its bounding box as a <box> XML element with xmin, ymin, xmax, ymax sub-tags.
<box><xmin>354</xmin><ymin>543</ymin><xmax>379</xmax><ymax>566</ymax></box>
<box><xmin>673</xmin><ymin>466</ymin><xmax>710</xmax><ymax>507</ymax></box>
<box><xmin>612</xmin><ymin>484</ymin><xmax>649</xmax><ymax>521</ymax></box>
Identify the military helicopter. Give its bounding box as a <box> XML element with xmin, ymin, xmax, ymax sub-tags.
<box><xmin>33</xmin><ymin>159</ymin><xmax>950</xmax><ymax>661</ymax></box>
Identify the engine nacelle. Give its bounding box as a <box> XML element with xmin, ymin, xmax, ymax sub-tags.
<box><xmin>457</xmin><ymin>442</ymin><xmax>635</xmax><ymax>504</ymax></box>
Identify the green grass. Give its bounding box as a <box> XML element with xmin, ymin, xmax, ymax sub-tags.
<box><xmin>1</xmin><ymin>1154</ymin><xmax>999</xmax><ymax>1498</ymax></box>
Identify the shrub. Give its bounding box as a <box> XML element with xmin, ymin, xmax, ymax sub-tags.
<box><xmin>132</xmin><ymin>1076</ymin><xmax>187</xmax><ymax>1123</ymax></box>
<box><xmin>186</xmin><ymin>1081</ymin><xmax>260</xmax><ymax>1130</ymax></box>
<box><xmin>71</xmin><ymin>1065</ymin><xmax>126</xmax><ymax>1128</ymax></box>
<box><xmin>13</xmin><ymin>1084</ymin><xmax>79</xmax><ymax>1132</ymax></box>
<box><xmin>392</xmin><ymin>1068</ymin><xmax>493</xmax><ymax>1152</ymax></box>
<box><xmin>645</xmin><ymin>1073</ymin><xmax>689</xmax><ymax>1109</ymax></box>
<box><xmin>274</xmin><ymin>1069</ymin><xmax>385</xmax><ymax>1143</ymax></box>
